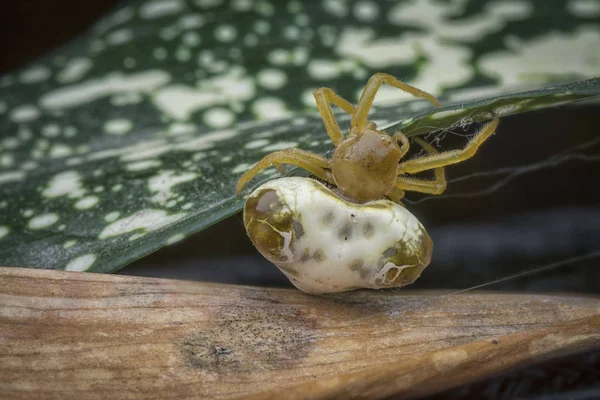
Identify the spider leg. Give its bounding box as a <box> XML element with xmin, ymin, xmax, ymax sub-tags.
<box><xmin>396</xmin><ymin>118</ymin><xmax>499</xmax><ymax>175</ymax></box>
<box><xmin>352</xmin><ymin>73</ymin><xmax>440</xmax><ymax>132</ymax></box>
<box><xmin>393</xmin><ymin>131</ymin><xmax>411</xmax><ymax>159</ymax></box>
<box><xmin>395</xmin><ymin>137</ymin><xmax>447</xmax><ymax>195</ymax></box>
<box><xmin>236</xmin><ymin>148</ymin><xmax>333</xmax><ymax>193</ymax></box>
<box><xmin>387</xmin><ymin>186</ymin><xmax>406</xmax><ymax>205</ymax></box>
<box><xmin>313</xmin><ymin>87</ymin><xmax>357</xmax><ymax>146</ymax></box>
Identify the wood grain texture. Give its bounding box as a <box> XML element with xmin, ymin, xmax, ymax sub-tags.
<box><xmin>0</xmin><ymin>267</ymin><xmax>598</xmax><ymax>400</ymax></box>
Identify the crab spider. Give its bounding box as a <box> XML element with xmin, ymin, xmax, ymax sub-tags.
<box><xmin>236</xmin><ymin>72</ymin><xmax>499</xmax><ymax>204</ymax></box>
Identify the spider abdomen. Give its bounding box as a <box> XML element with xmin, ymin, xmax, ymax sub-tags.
<box><xmin>331</xmin><ymin>130</ymin><xmax>402</xmax><ymax>203</ymax></box>
<box><xmin>243</xmin><ymin>177</ymin><xmax>432</xmax><ymax>294</ymax></box>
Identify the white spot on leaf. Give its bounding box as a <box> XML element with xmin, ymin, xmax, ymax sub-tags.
<box><xmin>0</xmin><ymin>171</ymin><xmax>26</xmax><ymax>185</ymax></box>
<box><xmin>204</xmin><ymin>107</ymin><xmax>235</xmax><ymax>127</ymax></box>
<box><xmin>19</xmin><ymin>66</ymin><xmax>51</xmax><ymax>84</ymax></box>
<box><xmin>127</xmin><ymin>160</ymin><xmax>162</xmax><ymax>171</ymax></box>
<box><xmin>104</xmin><ymin>211</ymin><xmax>120</xmax><ymax>222</ymax></box>
<box><xmin>43</xmin><ymin>171</ymin><xmax>85</xmax><ymax>198</ymax></box>
<box><xmin>65</xmin><ymin>254</ymin><xmax>97</xmax><ymax>271</ymax></box>
<box><xmin>148</xmin><ymin>170</ymin><xmax>197</xmax><ymax>205</ymax></box>
<box><xmin>140</xmin><ymin>0</ymin><xmax>184</xmax><ymax>19</ymax></box>
<box><xmin>41</xmin><ymin>70</ymin><xmax>171</xmax><ymax>109</ymax></box>
<box><xmin>10</xmin><ymin>105</ymin><xmax>41</xmax><ymax>122</ymax></box>
<box><xmin>28</xmin><ymin>213</ymin><xmax>59</xmax><ymax>230</ymax></box>
<box><xmin>104</xmin><ymin>118</ymin><xmax>133</xmax><ymax>135</ymax></box>
<box><xmin>257</xmin><ymin>68</ymin><xmax>287</xmax><ymax>89</ymax></box>
<box><xmin>75</xmin><ymin>196</ymin><xmax>99</xmax><ymax>210</ymax></box>
<box><xmin>252</xmin><ymin>97</ymin><xmax>290</xmax><ymax>119</ymax></box>
<box><xmin>63</xmin><ymin>240</ymin><xmax>77</xmax><ymax>249</ymax></box>
<box><xmin>568</xmin><ymin>0</ymin><xmax>600</xmax><ymax>17</ymax></box>
<box><xmin>99</xmin><ymin>209</ymin><xmax>186</xmax><ymax>239</ymax></box>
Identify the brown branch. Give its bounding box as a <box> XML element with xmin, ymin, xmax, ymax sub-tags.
<box><xmin>0</xmin><ymin>267</ymin><xmax>598</xmax><ymax>400</ymax></box>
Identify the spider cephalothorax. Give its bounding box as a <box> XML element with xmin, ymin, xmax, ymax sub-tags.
<box><xmin>236</xmin><ymin>73</ymin><xmax>499</xmax><ymax>204</ymax></box>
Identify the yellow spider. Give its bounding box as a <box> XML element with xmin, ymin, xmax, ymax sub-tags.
<box><xmin>236</xmin><ymin>73</ymin><xmax>499</xmax><ymax>204</ymax></box>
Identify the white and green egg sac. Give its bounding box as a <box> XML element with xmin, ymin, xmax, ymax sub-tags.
<box><xmin>243</xmin><ymin>177</ymin><xmax>432</xmax><ymax>294</ymax></box>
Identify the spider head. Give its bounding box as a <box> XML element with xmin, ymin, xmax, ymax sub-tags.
<box><xmin>331</xmin><ymin>128</ymin><xmax>403</xmax><ymax>203</ymax></box>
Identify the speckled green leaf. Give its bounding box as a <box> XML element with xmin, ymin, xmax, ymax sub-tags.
<box><xmin>1</xmin><ymin>0</ymin><xmax>599</xmax><ymax>273</ymax></box>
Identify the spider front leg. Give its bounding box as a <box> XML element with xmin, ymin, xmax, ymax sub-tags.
<box><xmin>387</xmin><ymin>186</ymin><xmax>406</xmax><ymax>205</ymax></box>
<box><xmin>235</xmin><ymin>148</ymin><xmax>334</xmax><ymax>193</ymax></box>
<box><xmin>313</xmin><ymin>87</ymin><xmax>357</xmax><ymax>146</ymax></box>
<box><xmin>352</xmin><ymin>73</ymin><xmax>441</xmax><ymax>132</ymax></box>
<box><xmin>395</xmin><ymin>137</ymin><xmax>447</xmax><ymax>195</ymax></box>
<box><xmin>397</xmin><ymin>118</ymin><xmax>500</xmax><ymax>175</ymax></box>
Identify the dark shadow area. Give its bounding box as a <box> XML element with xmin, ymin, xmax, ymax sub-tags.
<box><xmin>0</xmin><ymin>0</ymin><xmax>120</xmax><ymax>74</ymax></box>
<box><xmin>417</xmin><ymin>348</ymin><xmax>600</xmax><ymax>400</ymax></box>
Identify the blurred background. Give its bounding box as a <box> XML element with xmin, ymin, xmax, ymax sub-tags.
<box><xmin>1</xmin><ymin>1</ymin><xmax>598</xmax><ymax>399</ymax></box>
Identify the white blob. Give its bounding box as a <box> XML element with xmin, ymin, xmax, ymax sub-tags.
<box><xmin>94</xmin><ymin>6</ymin><xmax>134</xmax><ymax>34</ymax></box>
<box><xmin>104</xmin><ymin>118</ymin><xmax>133</xmax><ymax>135</ymax></box>
<box><xmin>49</xmin><ymin>144</ymin><xmax>73</xmax><ymax>158</ymax></box>
<box><xmin>10</xmin><ymin>105</ymin><xmax>41</xmax><ymax>122</ymax></box>
<box><xmin>28</xmin><ymin>213</ymin><xmax>59</xmax><ymax>230</ymax></box>
<box><xmin>232</xmin><ymin>163</ymin><xmax>252</xmax><ymax>174</ymax></box>
<box><xmin>338</xmin><ymin>27</ymin><xmax>470</xmax><ymax>95</ymax></box>
<box><xmin>99</xmin><ymin>209</ymin><xmax>186</xmax><ymax>239</ymax></box>
<box><xmin>140</xmin><ymin>0</ymin><xmax>183</xmax><ymax>19</ymax></box>
<box><xmin>0</xmin><ymin>226</ymin><xmax>9</xmax><ymax>240</ymax></box>
<box><xmin>430</xmin><ymin>109</ymin><xmax>466</xmax><ymax>120</ymax></box>
<box><xmin>307</xmin><ymin>59</ymin><xmax>340</xmax><ymax>80</ymax></box>
<box><xmin>43</xmin><ymin>171</ymin><xmax>85</xmax><ymax>198</ymax></box>
<box><xmin>232</xmin><ymin>0</ymin><xmax>253</xmax><ymax>11</ymax></box>
<box><xmin>148</xmin><ymin>170</ymin><xmax>197</xmax><ymax>205</ymax></box>
<box><xmin>168</xmin><ymin>122</ymin><xmax>195</xmax><ymax>135</ymax></box>
<box><xmin>324</xmin><ymin>0</ymin><xmax>348</xmax><ymax>17</ymax></box>
<box><xmin>479</xmin><ymin>27</ymin><xmax>600</xmax><ymax>86</ymax></box>
<box><xmin>268</xmin><ymin>49</ymin><xmax>290</xmax><ymax>65</ymax></box>
<box><xmin>75</xmin><ymin>196</ymin><xmax>99</xmax><ymax>210</ymax></box>
<box><xmin>244</xmin><ymin>139</ymin><xmax>270</xmax><ymax>149</ymax></box>
<box><xmin>183</xmin><ymin>31</ymin><xmax>201</xmax><ymax>46</ymax></box>
<box><xmin>129</xmin><ymin>233</ymin><xmax>146</xmax><ymax>241</ymax></box>
<box><xmin>179</xmin><ymin>14</ymin><xmax>205</xmax><ymax>29</ymax></box>
<box><xmin>19</xmin><ymin>66</ymin><xmax>51</xmax><ymax>84</ymax></box>
<box><xmin>63</xmin><ymin>240</ymin><xmax>77</xmax><ymax>249</ymax></box>
<box><xmin>167</xmin><ymin>233</ymin><xmax>185</xmax><ymax>244</ymax></box>
<box><xmin>107</xmin><ymin>29</ymin><xmax>133</xmax><ymax>45</ymax></box>
<box><xmin>388</xmin><ymin>0</ymin><xmax>533</xmax><ymax>42</ymax></box>
<box><xmin>127</xmin><ymin>160</ymin><xmax>162</xmax><ymax>171</ymax></box>
<box><xmin>0</xmin><ymin>171</ymin><xmax>25</xmax><ymax>185</ymax></box>
<box><xmin>41</xmin><ymin>70</ymin><xmax>171</xmax><ymax>109</ymax></box>
<box><xmin>252</xmin><ymin>97</ymin><xmax>290</xmax><ymax>120</ymax></box>
<box><xmin>215</xmin><ymin>24</ymin><xmax>237</xmax><ymax>42</ymax></box>
<box><xmin>57</xmin><ymin>58</ymin><xmax>93</xmax><ymax>83</ymax></box>
<box><xmin>257</xmin><ymin>68</ymin><xmax>287</xmax><ymax>89</ymax></box>
<box><xmin>204</xmin><ymin>107</ymin><xmax>235</xmax><ymax>127</ymax></box>
<box><xmin>104</xmin><ymin>211</ymin><xmax>120</xmax><ymax>222</ymax></box>
<box><xmin>568</xmin><ymin>0</ymin><xmax>600</xmax><ymax>16</ymax></box>
<box><xmin>152</xmin><ymin>67</ymin><xmax>254</xmax><ymax>120</ymax></box>
<box><xmin>353</xmin><ymin>1</ymin><xmax>379</xmax><ymax>21</ymax></box>
<box><xmin>65</xmin><ymin>254</ymin><xmax>97</xmax><ymax>272</ymax></box>
<box><xmin>0</xmin><ymin>154</ymin><xmax>14</xmax><ymax>167</ymax></box>
<box><xmin>42</xmin><ymin>124</ymin><xmax>61</xmax><ymax>137</ymax></box>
